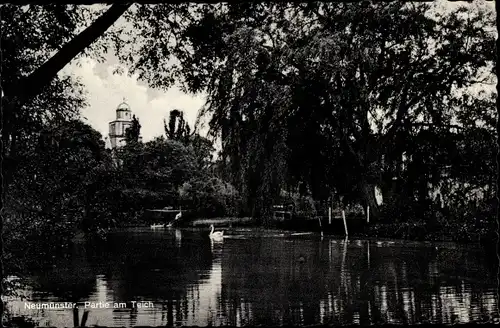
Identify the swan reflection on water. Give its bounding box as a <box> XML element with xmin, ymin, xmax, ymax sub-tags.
<box><xmin>174</xmin><ymin>229</ymin><xmax>182</xmax><ymax>248</ymax></box>
<box><xmin>209</xmin><ymin>227</ymin><xmax>224</xmax><ymax>255</ymax></box>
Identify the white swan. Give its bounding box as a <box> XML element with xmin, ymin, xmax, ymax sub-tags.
<box><xmin>209</xmin><ymin>224</ymin><xmax>224</xmax><ymax>240</ymax></box>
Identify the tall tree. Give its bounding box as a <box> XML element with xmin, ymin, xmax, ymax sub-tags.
<box><xmin>113</xmin><ymin>2</ymin><xmax>495</xmax><ymax>220</ymax></box>
<box><xmin>7</xmin><ymin>120</ymin><xmax>107</xmax><ymax>245</ymax></box>
<box><xmin>125</xmin><ymin>114</ymin><xmax>142</xmax><ymax>144</ymax></box>
<box><xmin>164</xmin><ymin>109</ymin><xmax>191</xmax><ymax>142</ymax></box>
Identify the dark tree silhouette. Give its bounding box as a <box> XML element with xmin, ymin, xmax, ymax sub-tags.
<box><xmin>164</xmin><ymin>109</ymin><xmax>191</xmax><ymax>142</ymax></box>
<box><xmin>125</xmin><ymin>115</ymin><xmax>142</xmax><ymax>144</ymax></box>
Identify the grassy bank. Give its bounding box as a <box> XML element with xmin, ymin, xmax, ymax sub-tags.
<box><xmin>189</xmin><ymin>216</ymin><xmax>255</xmax><ymax>227</ymax></box>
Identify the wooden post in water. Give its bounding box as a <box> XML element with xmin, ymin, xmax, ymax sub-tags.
<box><xmin>367</xmin><ymin>205</ymin><xmax>370</xmax><ymax>223</ymax></box>
<box><xmin>328</xmin><ymin>207</ymin><xmax>332</xmax><ymax>225</ymax></box>
<box><xmin>318</xmin><ymin>216</ymin><xmax>324</xmax><ymax>238</ymax></box>
<box><xmin>342</xmin><ymin>210</ymin><xmax>348</xmax><ymax>237</ymax></box>
<box><xmin>367</xmin><ymin>240</ymin><xmax>371</xmax><ymax>269</ymax></box>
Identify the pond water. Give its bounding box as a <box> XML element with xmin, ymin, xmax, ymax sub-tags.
<box><xmin>6</xmin><ymin>228</ymin><xmax>498</xmax><ymax>326</ymax></box>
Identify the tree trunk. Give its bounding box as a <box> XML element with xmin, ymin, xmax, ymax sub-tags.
<box><xmin>381</xmin><ymin>176</ymin><xmax>395</xmax><ymax>204</ymax></box>
<box><xmin>4</xmin><ymin>4</ymin><xmax>131</xmax><ymax>108</ymax></box>
<box><xmin>360</xmin><ymin>181</ymin><xmax>380</xmax><ymax>221</ymax></box>
<box><xmin>342</xmin><ymin>138</ymin><xmax>382</xmax><ymax>221</ymax></box>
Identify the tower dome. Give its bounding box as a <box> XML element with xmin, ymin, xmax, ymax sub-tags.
<box><xmin>114</xmin><ymin>98</ymin><xmax>132</xmax><ymax>121</ymax></box>
<box><xmin>116</xmin><ymin>101</ymin><xmax>131</xmax><ymax>112</ymax></box>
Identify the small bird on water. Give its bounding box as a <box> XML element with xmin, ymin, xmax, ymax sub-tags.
<box><xmin>167</xmin><ymin>211</ymin><xmax>182</xmax><ymax>227</ymax></box>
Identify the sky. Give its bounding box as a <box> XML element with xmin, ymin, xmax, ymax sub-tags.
<box><xmin>60</xmin><ymin>0</ymin><xmax>496</xmax><ymax>145</ymax></box>
<box><xmin>62</xmin><ymin>56</ymin><xmax>207</xmax><ymax>144</ymax></box>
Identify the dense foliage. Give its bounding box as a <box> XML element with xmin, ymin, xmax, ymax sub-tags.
<box><xmin>2</xmin><ymin>2</ymin><xmax>496</xmax><ymax>277</ymax></box>
<box><xmin>3</xmin><ymin>110</ymin><xmax>230</xmax><ymax>269</ymax></box>
<box><xmin>111</xmin><ymin>2</ymin><xmax>495</xmax><ymax>228</ymax></box>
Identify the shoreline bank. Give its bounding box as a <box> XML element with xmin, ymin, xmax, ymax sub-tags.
<box><xmin>123</xmin><ymin>216</ymin><xmax>498</xmax><ymax>247</ymax></box>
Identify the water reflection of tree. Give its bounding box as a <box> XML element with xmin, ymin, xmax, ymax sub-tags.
<box><xmin>86</xmin><ymin>230</ymin><xmax>213</xmax><ymax>302</ymax></box>
<box><xmin>21</xmin><ymin>233</ymin><xmax>498</xmax><ymax>326</ymax></box>
<box><xmin>220</xmin><ymin>238</ymin><xmax>498</xmax><ymax>325</ymax></box>
<box><xmin>33</xmin><ymin>243</ymin><xmax>96</xmax><ymax>301</ymax></box>
<box><xmin>363</xmin><ymin>242</ymin><xmax>497</xmax><ymax>324</ymax></box>
<box><xmin>174</xmin><ymin>237</ymin><xmax>225</xmax><ymax>326</ymax></box>
<box><xmin>17</xmin><ymin>243</ymin><xmax>97</xmax><ymax>327</ymax></box>
<box><xmin>220</xmin><ymin>237</ymin><xmax>331</xmax><ymax>325</ymax></box>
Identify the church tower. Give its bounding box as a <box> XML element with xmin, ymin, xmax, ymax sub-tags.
<box><xmin>108</xmin><ymin>99</ymin><xmax>133</xmax><ymax>149</ymax></box>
